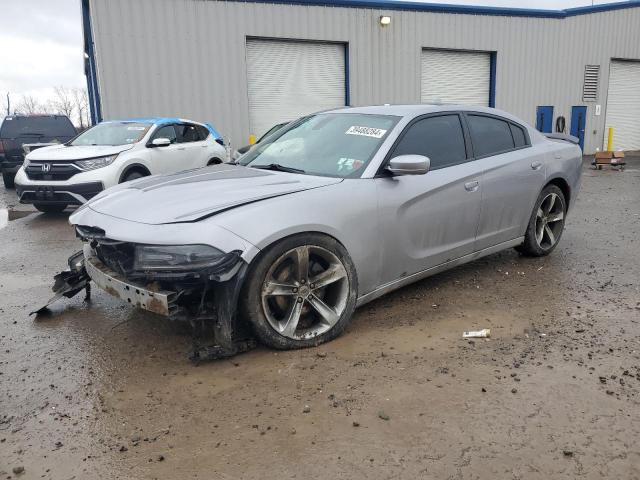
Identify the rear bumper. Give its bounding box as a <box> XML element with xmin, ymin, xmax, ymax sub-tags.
<box><xmin>0</xmin><ymin>159</ymin><xmax>22</xmax><ymax>174</ymax></box>
<box><xmin>83</xmin><ymin>245</ymin><xmax>177</xmax><ymax>316</ymax></box>
<box><xmin>15</xmin><ymin>181</ymin><xmax>104</xmax><ymax>205</ymax></box>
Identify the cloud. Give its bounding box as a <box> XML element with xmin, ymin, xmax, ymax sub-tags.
<box><xmin>0</xmin><ymin>0</ymin><xmax>84</xmax><ymax>113</ymax></box>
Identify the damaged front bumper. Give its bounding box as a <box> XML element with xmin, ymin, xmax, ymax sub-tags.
<box><xmin>37</xmin><ymin>240</ymin><xmax>256</xmax><ymax>361</ymax></box>
<box><xmin>83</xmin><ymin>244</ymin><xmax>177</xmax><ymax>316</ymax></box>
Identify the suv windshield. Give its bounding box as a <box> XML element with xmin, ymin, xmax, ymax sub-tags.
<box><xmin>70</xmin><ymin>122</ymin><xmax>151</xmax><ymax>146</ymax></box>
<box><xmin>239</xmin><ymin>113</ymin><xmax>400</xmax><ymax>178</ymax></box>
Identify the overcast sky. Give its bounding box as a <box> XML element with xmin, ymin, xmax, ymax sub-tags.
<box><xmin>0</xmin><ymin>0</ymin><xmax>624</xmax><ymax>116</ymax></box>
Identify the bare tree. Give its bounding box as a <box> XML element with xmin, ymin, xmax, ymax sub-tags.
<box><xmin>15</xmin><ymin>94</ymin><xmax>47</xmax><ymax>115</ymax></box>
<box><xmin>72</xmin><ymin>87</ymin><xmax>90</xmax><ymax>129</ymax></box>
<box><xmin>48</xmin><ymin>86</ymin><xmax>75</xmax><ymax>120</ymax></box>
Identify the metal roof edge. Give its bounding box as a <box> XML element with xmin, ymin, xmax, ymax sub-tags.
<box><xmin>227</xmin><ymin>0</ymin><xmax>640</xmax><ymax>18</ymax></box>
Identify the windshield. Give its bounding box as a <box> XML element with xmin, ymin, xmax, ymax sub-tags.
<box><xmin>239</xmin><ymin>113</ymin><xmax>400</xmax><ymax>178</ymax></box>
<box><xmin>70</xmin><ymin>122</ymin><xmax>151</xmax><ymax>146</ymax></box>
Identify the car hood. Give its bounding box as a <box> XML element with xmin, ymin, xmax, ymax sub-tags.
<box><xmin>26</xmin><ymin>143</ymin><xmax>133</xmax><ymax>161</ymax></box>
<box><xmin>81</xmin><ymin>164</ymin><xmax>342</xmax><ymax>225</ymax></box>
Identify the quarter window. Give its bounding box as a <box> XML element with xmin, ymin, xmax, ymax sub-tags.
<box><xmin>510</xmin><ymin>123</ymin><xmax>528</xmax><ymax>148</ymax></box>
<box><xmin>391</xmin><ymin>115</ymin><xmax>467</xmax><ymax>169</ymax></box>
<box><xmin>467</xmin><ymin>115</ymin><xmax>515</xmax><ymax>157</ymax></box>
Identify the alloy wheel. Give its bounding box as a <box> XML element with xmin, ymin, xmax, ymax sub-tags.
<box><xmin>535</xmin><ymin>192</ymin><xmax>565</xmax><ymax>250</ymax></box>
<box><xmin>261</xmin><ymin>245</ymin><xmax>349</xmax><ymax>340</ymax></box>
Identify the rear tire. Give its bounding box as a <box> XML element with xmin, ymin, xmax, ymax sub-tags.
<box><xmin>34</xmin><ymin>203</ymin><xmax>68</xmax><ymax>213</ymax></box>
<box><xmin>517</xmin><ymin>185</ymin><xmax>566</xmax><ymax>257</ymax></box>
<box><xmin>2</xmin><ymin>172</ymin><xmax>15</xmax><ymax>188</ymax></box>
<box><xmin>239</xmin><ymin>233</ymin><xmax>358</xmax><ymax>350</ymax></box>
<box><xmin>207</xmin><ymin>158</ymin><xmax>222</xmax><ymax>166</ymax></box>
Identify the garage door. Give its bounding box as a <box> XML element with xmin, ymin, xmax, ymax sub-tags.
<box><xmin>421</xmin><ymin>49</ymin><xmax>490</xmax><ymax>106</ymax></box>
<box><xmin>605</xmin><ymin>60</ymin><xmax>640</xmax><ymax>151</ymax></box>
<box><xmin>246</xmin><ymin>39</ymin><xmax>346</xmax><ymax>138</ymax></box>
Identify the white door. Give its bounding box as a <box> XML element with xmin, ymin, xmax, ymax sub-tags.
<box><xmin>605</xmin><ymin>60</ymin><xmax>640</xmax><ymax>151</ymax></box>
<box><xmin>421</xmin><ymin>49</ymin><xmax>490</xmax><ymax>106</ymax></box>
<box><xmin>246</xmin><ymin>39</ymin><xmax>346</xmax><ymax>138</ymax></box>
<box><xmin>149</xmin><ymin>125</ymin><xmax>185</xmax><ymax>174</ymax></box>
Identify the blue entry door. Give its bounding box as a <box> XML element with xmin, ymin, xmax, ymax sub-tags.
<box><xmin>570</xmin><ymin>106</ymin><xmax>587</xmax><ymax>151</ymax></box>
<box><xmin>536</xmin><ymin>106</ymin><xmax>554</xmax><ymax>133</ymax></box>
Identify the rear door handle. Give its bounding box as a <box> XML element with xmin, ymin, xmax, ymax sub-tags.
<box><xmin>464</xmin><ymin>180</ymin><xmax>479</xmax><ymax>192</ymax></box>
<box><xmin>531</xmin><ymin>161</ymin><xmax>543</xmax><ymax>170</ymax></box>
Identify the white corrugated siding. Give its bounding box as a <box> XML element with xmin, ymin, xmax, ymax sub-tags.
<box><xmin>421</xmin><ymin>50</ymin><xmax>490</xmax><ymax>106</ymax></box>
<box><xmin>605</xmin><ymin>60</ymin><xmax>640</xmax><ymax>151</ymax></box>
<box><xmin>246</xmin><ymin>39</ymin><xmax>345</xmax><ymax>137</ymax></box>
<box><xmin>89</xmin><ymin>0</ymin><xmax>640</xmax><ymax>153</ymax></box>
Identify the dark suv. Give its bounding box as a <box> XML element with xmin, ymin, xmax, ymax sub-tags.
<box><xmin>0</xmin><ymin>114</ymin><xmax>77</xmax><ymax>188</ymax></box>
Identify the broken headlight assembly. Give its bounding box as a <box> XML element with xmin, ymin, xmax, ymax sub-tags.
<box><xmin>133</xmin><ymin>244</ymin><xmax>231</xmax><ymax>272</ymax></box>
<box><xmin>76</xmin><ymin>154</ymin><xmax>118</xmax><ymax>170</ymax></box>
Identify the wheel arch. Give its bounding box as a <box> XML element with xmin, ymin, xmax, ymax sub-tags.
<box><xmin>545</xmin><ymin>176</ymin><xmax>571</xmax><ymax>210</ymax></box>
<box><xmin>119</xmin><ymin>163</ymin><xmax>151</xmax><ymax>183</ymax></box>
<box><xmin>207</xmin><ymin>157</ymin><xmax>223</xmax><ymax>166</ymax></box>
<box><xmin>240</xmin><ymin>228</ymin><xmax>359</xmax><ymax>293</ymax></box>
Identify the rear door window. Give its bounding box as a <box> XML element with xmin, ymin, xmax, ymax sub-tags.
<box><xmin>175</xmin><ymin>124</ymin><xmax>200</xmax><ymax>143</ymax></box>
<box><xmin>467</xmin><ymin>115</ymin><xmax>515</xmax><ymax>157</ymax></box>
<box><xmin>390</xmin><ymin>114</ymin><xmax>467</xmax><ymax>170</ymax></box>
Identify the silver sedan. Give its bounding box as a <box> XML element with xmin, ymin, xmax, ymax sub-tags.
<box><xmin>67</xmin><ymin>105</ymin><xmax>582</xmax><ymax>354</ymax></box>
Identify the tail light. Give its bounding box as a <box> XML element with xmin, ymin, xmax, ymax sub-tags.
<box><xmin>215</xmin><ymin>138</ymin><xmax>224</xmax><ymax>146</ymax></box>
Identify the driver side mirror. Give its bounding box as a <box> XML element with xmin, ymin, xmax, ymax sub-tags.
<box><xmin>386</xmin><ymin>155</ymin><xmax>430</xmax><ymax>176</ymax></box>
<box><xmin>151</xmin><ymin>137</ymin><xmax>171</xmax><ymax>147</ymax></box>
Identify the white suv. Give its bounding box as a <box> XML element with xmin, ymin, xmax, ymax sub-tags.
<box><xmin>14</xmin><ymin>117</ymin><xmax>227</xmax><ymax>212</ymax></box>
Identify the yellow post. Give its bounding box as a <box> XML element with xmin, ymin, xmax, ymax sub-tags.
<box><xmin>607</xmin><ymin>127</ymin><xmax>613</xmax><ymax>151</ymax></box>
<box><xmin>249</xmin><ymin>134</ymin><xmax>257</xmax><ymax>145</ymax></box>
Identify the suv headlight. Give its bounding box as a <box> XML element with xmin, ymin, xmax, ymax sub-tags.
<box><xmin>76</xmin><ymin>154</ymin><xmax>118</xmax><ymax>170</ymax></box>
<box><xmin>23</xmin><ymin>157</ymin><xmax>31</xmax><ymax>168</ymax></box>
<box><xmin>134</xmin><ymin>244</ymin><xmax>226</xmax><ymax>271</ymax></box>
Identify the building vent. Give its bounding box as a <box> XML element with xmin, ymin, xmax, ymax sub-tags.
<box><xmin>583</xmin><ymin>65</ymin><xmax>600</xmax><ymax>101</ymax></box>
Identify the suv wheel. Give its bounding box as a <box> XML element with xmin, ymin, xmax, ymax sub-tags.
<box><xmin>2</xmin><ymin>172</ymin><xmax>15</xmax><ymax>188</ymax></box>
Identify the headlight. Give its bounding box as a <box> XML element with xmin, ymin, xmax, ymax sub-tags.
<box><xmin>23</xmin><ymin>157</ymin><xmax>30</xmax><ymax>168</ymax></box>
<box><xmin>76</xmin><ymin>154</ymin><xmax>118</xmax><ymax>170</ymax></box>
<box><xmin>134</xmin><ymin>244</ymin><xmax>225</xmax><ymax>271</ymax></box>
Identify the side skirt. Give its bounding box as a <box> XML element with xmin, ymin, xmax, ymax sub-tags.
<box><xmin>356</xmin><ymin>237</ymin><xmax>524</xmax><ymax>308</ymax></box>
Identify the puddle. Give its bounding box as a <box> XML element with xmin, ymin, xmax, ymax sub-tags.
<box><xmin>0</xmin><ymin>208</ymin><xmax>35</xmax><ymax>229</ymax></box>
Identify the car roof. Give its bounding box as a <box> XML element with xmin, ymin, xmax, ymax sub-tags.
<box><xmin>323</xmin><ymin>104</ymin><xmax>525</xmax><ymax>123</ymax></box>
<box><xmin>101</xmin><ymin>117</ymin><xmax>222</xmax><ymax>139</ymax></box>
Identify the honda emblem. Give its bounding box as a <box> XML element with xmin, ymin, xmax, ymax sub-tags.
<box><xmin>41</xmin><ymin>163</ymin><xmax>51</xmax><ymax>173</ymax></box>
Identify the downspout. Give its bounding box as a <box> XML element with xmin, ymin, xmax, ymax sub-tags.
<box><xmin>81</xmin><ymin>0</ymin><xmax>102</xmax><ymax>125</ymax></box>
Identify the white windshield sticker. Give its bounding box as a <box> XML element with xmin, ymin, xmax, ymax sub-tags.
<box><xmin>345</xmin><ymin>126</ymin><xmax>387</xmax><ymax>138</ymax></box>
<box><xmin>127</xmin><ymin>126</ymin><xmax>146</xmax><ymax>131</ymax></box>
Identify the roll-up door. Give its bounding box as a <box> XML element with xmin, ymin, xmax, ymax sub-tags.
<box><xmin>246</xmin><ymin>39</ymin><xmax>346</xmax><ymax>138</ymax></box>
<box><xmin>605</xmin><ymin>60</ymin><xmax>640</xmax><ymax>151</ymax></box>
<box><xmin>421</xmin><ymin>49</ymin><xmax>490</xmax><ymax>107</ymax></box>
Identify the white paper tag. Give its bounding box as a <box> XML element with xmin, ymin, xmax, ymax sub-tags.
<box><xmin>345</xmin><ymin>126</ymin><xmax>387</xmax><ymax>138</ymax></box>
<box><xmin>127</xmin><ymin>126</ymin><xmax>146</xmax><ymax>131</ymax></box>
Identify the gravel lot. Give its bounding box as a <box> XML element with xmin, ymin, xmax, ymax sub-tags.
<box><xmin>1</xmin><ymin>157</ymin><xmax>639</xmax><ymax>479</ymax></box>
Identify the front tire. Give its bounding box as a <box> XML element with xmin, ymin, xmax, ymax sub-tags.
<box><xmin>121</xmin><ymin>170</ymin><xmax>145</xmax><ymax>183</ymax></box>
<box><xmin>239</xmin><ymin>233</ymin><xmax>358</xmax><ymax>350</ymax></box>
<box><xmin>34</xmin><ymin>203</ymin><xmax>68</xmax><ymax>213</ymax></box>
<box><xmin>517</xmin><ymin>185</ymin><xmax>566</xmax><ymax>257</ymax></box>
<box><xmin>2</xmin><ymin>172</ymin><xmax>15</xmax><ymax>188</ymax></box>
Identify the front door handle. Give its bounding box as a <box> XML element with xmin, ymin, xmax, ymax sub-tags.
<box><xmin>464</xmin><ymin>180</ymin><xmax>479</xmax><ymax>192</ymax></box>
<box><xmin>531</xmin><ymin>161</ymin><xmax>543</xmax><ymax>170</ymax></box>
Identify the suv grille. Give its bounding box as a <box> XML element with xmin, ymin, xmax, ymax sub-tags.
<box><xmin>26</xmin><ymin>161</ymin><xmax>81</xmax><ymax>181</ymax></box>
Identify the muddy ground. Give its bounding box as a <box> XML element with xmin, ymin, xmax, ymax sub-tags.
<box><xmin>1</xmin><ymin>158</ymin><xmax>639</xmax><ymax>480</ymax></box>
